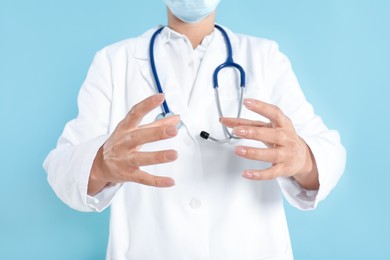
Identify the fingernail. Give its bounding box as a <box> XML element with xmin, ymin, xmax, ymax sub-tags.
<box><xmin>235</xmin><ymin>146</ymin><xmax>247</xmax><ymax>156</ymax></box>
<box><xmin>233</xmin><ymin>127</ymin><xmax>248</xmax><ymax>136</ymax></box>
<box><xmin>243</xmin><ymin>98</ymin><xmax>255</xmax><ymax>107</ymax></box>
<box><xmin>163</xmin><ymin>178</ymin><xmax>175</xmax><ymax>187</ymax></box>
<box><xmin>164</xmin><ymin>150</ymin><xmax>178</xmax><ymax>161</ymax></box>
<box><xmin>165</xmin><ymin>126</ymin><xmax>178</xmax><ymax>136</ymax></box>
<box><xmin>242</xmin><ymin>171</ymin><xmax>254</xmax><ymax>178</ymax></box>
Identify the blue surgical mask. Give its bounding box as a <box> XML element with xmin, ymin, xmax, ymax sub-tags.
<box><xmin>163</xmin><ymin>0</ymin><xmax>221</xmax><ymax>24</ymax></box>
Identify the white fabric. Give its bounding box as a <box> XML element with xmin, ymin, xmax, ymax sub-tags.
<box><xmin>43</xmin><ymin>25</ymin><xmax>346</xmax><ymax>260</ymax></box>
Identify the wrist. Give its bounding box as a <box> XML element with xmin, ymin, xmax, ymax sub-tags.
<box><xmin>88</xmin><ymin>146</ymin><xmax>110</xmax><ymax>196</ymax></box>
<box><xmin>293</xmin><ymin>141</ymin><xmax>319</xmax><ymax>190</ymax></box>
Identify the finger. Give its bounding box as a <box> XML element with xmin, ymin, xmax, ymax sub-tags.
<box><xmin>234</xmin><ymin>146</ymin><xmax>282</xmax><ymax>163</ymax></box>
<box><xmin>220</xmin><ymin>117</ymin><xmax>270</xmax><ymax>128</ymax></box>
<box><xmin>123</xmin><ymin>125</ymin><xmax>178</xmax><ymax>147</ymax></box>
<box><xmin>140</xmin><ymin>114</ymin><xmax>181</xmax><ymax>129</ymax></box>
<box><xmin>233</xmin><ymin>126</ymin><xmax>290</xmax><ymax>146</ymax></box>
<box><xmin>128</xmin><ymin>150</ymin><xmax>178</xmax><ymax>167</ymax></box>
<box><xmin>243</xmin><ymin>99</ymin><xmax>293</xmax><ymax>128</ymax></box>
<box><xmin>128</xmin><ymin>170</ymin><xmax>175</xmax><ymax>187</ymax></box>
<box><xmin>121</xmin><ymin>94</ymin><xmax>166</xmax><ymax>129</ymax></box>
<box><xmin>241</xmin><ymin>164</ymin><xmax>284</xmax><ymax>181</ymax></box>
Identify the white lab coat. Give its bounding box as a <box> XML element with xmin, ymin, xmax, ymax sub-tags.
<box><xmin>43</xmin><ymin>25</ymin><xmax>345</xmax><ymax>260</ymax></box>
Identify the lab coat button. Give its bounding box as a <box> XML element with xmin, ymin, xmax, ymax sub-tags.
<box><xmin>190</xmin><ymin>198</ymin><xmax>202</xmax><ymax>209</ymax></box>
<box><xmin>188</xmin><ymin>60</ymin><xmax>194</xmax><ymax>67</ymax></box>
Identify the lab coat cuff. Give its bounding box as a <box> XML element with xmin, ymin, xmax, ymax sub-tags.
<box><xmin>277</xmin><ymin>177</ymin><xmax>318</xmax><ymax>210</ymax></box>
<box><xmin>86</xmin><ymin>183</ymin><xmax>122</xmax><ymax>212</ymax></box>
<box><xmin>302</xmin><ymin>133</ymin><xmax>346</xmax><ymax>207</ymax></box>
<box><xmin>281</xmin><ymin>131</ymin><xmax>346</xmax><ymax>210</ymax></box>
<box><xmin>75</xmin><ymin>134</ymin><xmax>119</xmax><ymax>212</ymax></box>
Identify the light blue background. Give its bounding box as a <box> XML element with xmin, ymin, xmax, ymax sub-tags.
<box><xmin>1</xmin><ymin>0</ymin><xmax>389</xmax><ymax>259</ymax></box>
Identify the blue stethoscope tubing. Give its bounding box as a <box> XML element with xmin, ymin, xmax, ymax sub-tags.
<box><xmin>149</xmin><ymin>26</ymin><xmax>170</xmax><ymax>116</ymax></box>
<box><xmin>149</xmin><ymin>24</ymin><xmax>246</xmax><ymax>142</ymax></box>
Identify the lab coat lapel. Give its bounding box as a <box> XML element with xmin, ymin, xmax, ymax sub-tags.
<box><xmin>134</xmin><ymin>28</ymin><xmax>187</xmax><ymax>117</ymax></box>
<box><xmin>134</xmin><ymin>29</ymin><xmax>166</xmax><ymax>94</ymax></box>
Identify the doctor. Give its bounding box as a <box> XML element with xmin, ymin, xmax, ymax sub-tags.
<box><xmin>44</xmin><ymin>0</ymin><xmax>346</xmax><ymax>259</ymax></box>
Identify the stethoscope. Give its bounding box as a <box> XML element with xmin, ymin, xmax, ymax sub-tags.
<box><xmin>149</xmin><ymin>24</ymin><xmax>246</xmax><ymax>143</ymax></box>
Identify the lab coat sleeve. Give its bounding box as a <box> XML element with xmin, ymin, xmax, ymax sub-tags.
<box><xmin>43</xmin><ymin>49</ymin><xmax>121</xmax><ymax>212</ymax></box>
<box><xmin>264</xmin><ymin>41</ymin><xmax>346</xmax><ymax>210</ymax></box>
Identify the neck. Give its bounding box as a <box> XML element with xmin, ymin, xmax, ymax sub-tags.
<box><xmin>167</xmin><ymin>9</ymin><xmax>215</xmax><ymax>49</ymax></box>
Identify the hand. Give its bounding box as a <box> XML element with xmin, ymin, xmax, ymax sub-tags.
<box><xmin>88</xmin><ymin>94</ymin><xmax>180</xmax><ymax>195</ymax></box>
<box><xmin>220</xmin><ymin>98</ymin><xmax>319</xmax><ymax>190</ymax></box>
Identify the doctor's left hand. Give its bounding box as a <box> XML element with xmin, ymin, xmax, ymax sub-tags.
<box><xmin>220</xmin><ymin>98</ymin><xmax>319</xmax><ymax>190</ymax></box>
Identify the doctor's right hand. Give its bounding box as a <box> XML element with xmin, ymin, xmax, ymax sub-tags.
<box><xmin>87</xmin><ymin>94</ymin><xmax>180</xmax><ymax>196</ymax></box>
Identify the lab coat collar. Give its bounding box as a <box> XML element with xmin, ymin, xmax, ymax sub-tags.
<box><xmin>133</xmin><ymin>24</ymin><xmax>239</xmax><ymax>60</ymax></box>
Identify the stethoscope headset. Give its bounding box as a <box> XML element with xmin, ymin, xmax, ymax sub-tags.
<box><xmin>149</xmin><ymin>24</ymin><xmax>246</xmax><ymax>143</ymax></box>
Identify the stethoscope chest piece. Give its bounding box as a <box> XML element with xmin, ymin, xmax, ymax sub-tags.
<box><xmin>155</xmin><ymin>112</ymin><xmax>183</xmax><ymax>129</ymax></box>
<box><xmin>155</xmin><ymin>112</ymin><xmax>175</xmax><ymax>121</ymax></box>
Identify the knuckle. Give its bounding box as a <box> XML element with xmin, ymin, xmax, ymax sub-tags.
<box><xmin>252</xmin><ymin>171</ymin><xmax>264</xmax><ymax>180</ymax></box>
<box><xmin>135</xmin><ymin>176</ymin><xmax>149</xmax><ymax>186</ymax></box>
<box><xmin>273</xmin><ymin>106</ymin><xmax>286</xmax><ymax>122</ymax></box>
<box><xmin>129</xmin><ymin>105</ymin><xmax>142</xmax><ymax>119</ymax></box>
<box><xmin>254</xmin><ymin>171</ymin><xmax>269</xmax><ymax>180</ymax></box>
<box><xmin>249</xmin><ymin>147</ymin><xmax>257</xmax><ymax>156</ymax></box>
<box><xmin>117</xmin><ymin>171</ymin><xmax>128</xmax><ymax>183</ymax></box>
<box><xmin>275</xmin><ymin>129</ymin><xmax>287</xmax><ymax>143</ymax></box>
<box><xmin>113</xmin><ymin>166</ymin><xmax>130</xmax><ymax>183</ymax></box>
<box><xmin>157</xmin><ymin>151</ymin><xmax>168</xmax><ymax>162</ymax></box>
<box><xmin>290</xmin><ymin>138</ymin><xmax>300</xmax><ymax>150</ymax></box>
<box><xmin>274</xmin><ymin>149</ymin><xmax>283</xmax><ymax>163</ymax></box>
<box><xmin>244</xmin><ymin>147</ymin><xmax>255</xmax><ymax>159</ymax></box>
<box><xmin>107</xmin><ymin>143</ymin><xmax>120</xmax><ymax>158</ymax></box>
<box><xmin>116</xmin><ymin>120</ymin><xmax>125</xmax><ymax>130</ymax></box>
<box><xmin>270</xmin><ymin>103</ymin><xmax>280</xmax><ymax>112</ymax></box>
<box><xmin>127</xmin><ymin>131</ymin><xmax>138</xmax><ymax>144</ymax></box>
<box><xmin>284</xmin><ymin>116</ymin><xmax>293</xmax><ymax>126</ymax></box>
<box><xmin>127</xmin><ymin>152</ymin><xmax>139</xmax><ymax>168</ymax></box>
<box><xmin>270</xmin><ymin>104</ymin><xmax>281</xmax><ymax>113</ymax></box>
<box><xmin>158</xmin><ymin>126</ymin><xmax>168</xmax><ymax>139</ymax></box>
<box><xmin>154</xmin><ymin>178</ymin><xmax>166</xmax><ymax>187</ymax></box>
